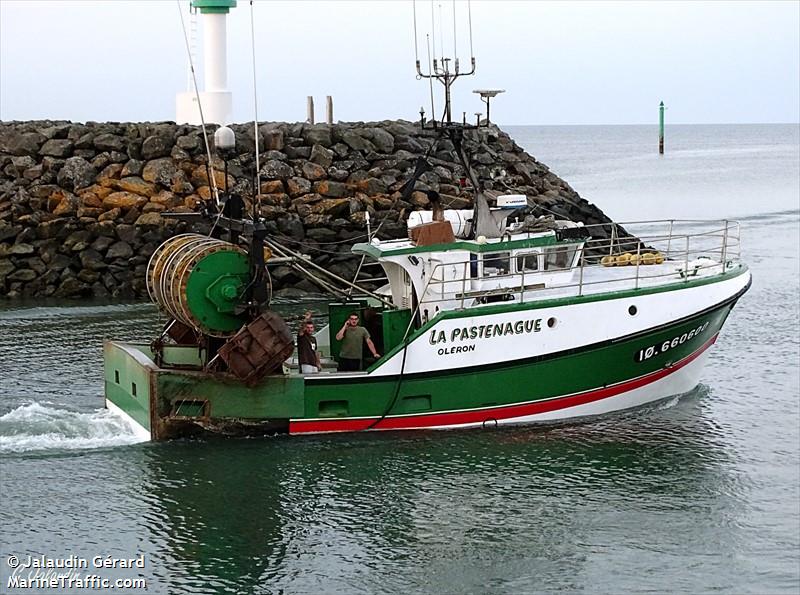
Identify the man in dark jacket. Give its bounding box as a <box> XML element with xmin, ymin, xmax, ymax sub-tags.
<box><xmin>297</xmin><ymin>320</ymin><xmax>321</xmax><ymax>374</ymax></box>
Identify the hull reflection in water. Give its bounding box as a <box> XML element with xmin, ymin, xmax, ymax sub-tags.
<box><xmin>136</xmin><ymin>390</ymin><xmax>740</xmax><ymax>594</ymax></box>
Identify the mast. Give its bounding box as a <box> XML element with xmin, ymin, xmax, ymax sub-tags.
<box><xmin>413</xmin><ymin>1</ymin><xmax>476</xmax><ymax>125</ymax></box>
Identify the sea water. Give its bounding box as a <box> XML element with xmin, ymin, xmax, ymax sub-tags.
<box><xmin>1</xmin><ymin>124</ymin><xmax>798</xmax><ymax>594</ymax></box>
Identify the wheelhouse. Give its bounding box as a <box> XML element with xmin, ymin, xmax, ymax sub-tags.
<box><xmin>352</xmin><ymin>226</ymin><xmax>586</xmax><ymax>320</ymax></box>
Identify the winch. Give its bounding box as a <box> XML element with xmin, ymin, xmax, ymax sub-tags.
<box><xmin>146</xmin><ymin>233</ymin><xmax>250</xmax><ymax>337</ymax></box>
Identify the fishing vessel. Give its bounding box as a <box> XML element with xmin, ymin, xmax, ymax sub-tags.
<box><xmin>103</xmin><ymin>2</ymin><xmax>749</xmax><ymax>441</ymax></box>
<box><xmin>103</xmin><ymin>142</ymin><xmax>750</xmax><ymax>440</ymax></box>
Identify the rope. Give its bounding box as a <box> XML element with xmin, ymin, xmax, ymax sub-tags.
<box><xmin>176</xmin><ymin>1</ymin><xmax>220</xmax><ymax>210</ymax></box>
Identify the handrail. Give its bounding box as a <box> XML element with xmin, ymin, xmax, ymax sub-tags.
<box><xmin>406</xmin><ymin>218</ymin><xmax>741</xmax><ymax>309</ymax></box>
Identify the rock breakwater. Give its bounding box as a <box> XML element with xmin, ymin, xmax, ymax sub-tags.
<box><xmin>0</xmin><ymin>119</ymin><xmax>615</xmax><ymax>299</ymax></box>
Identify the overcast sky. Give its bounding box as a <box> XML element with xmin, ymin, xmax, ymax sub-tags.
<box><xmin>1</xmin><ymin>0</ymin><xmax>798</xmax><ymax>125</ymax></box>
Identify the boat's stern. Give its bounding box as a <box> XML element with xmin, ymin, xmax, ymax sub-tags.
<box><xmin>103</xmin><ymin>340</ymin><xmax>306</xmax><ymax>441</ymax></box>
<box><xmin>103</xmin><ymin>341</ymin><xmax>155</xmax><ymax>441</ymax></box>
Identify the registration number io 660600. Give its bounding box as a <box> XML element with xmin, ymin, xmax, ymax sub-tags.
<box><xmin>635</xmin><ymin>321</ymin><xmax>710</xmax><ymax>363</ymax></box>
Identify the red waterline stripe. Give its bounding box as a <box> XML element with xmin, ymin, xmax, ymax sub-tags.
<box><xmin>289</xmin><ymin>334</ymin><xmax>719</xmax><ymax>434</ymax></box>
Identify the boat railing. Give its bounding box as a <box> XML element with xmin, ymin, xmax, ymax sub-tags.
<box><xmin>416</xmin><ymin>219</ymin><xmax>742</xmax><ymax>309</ymax></box>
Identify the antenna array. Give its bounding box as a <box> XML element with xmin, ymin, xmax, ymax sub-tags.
<box><xmin>412</xmin><ymin>0</ymin><xmax>476</xmax><ymax>125</ymax></box>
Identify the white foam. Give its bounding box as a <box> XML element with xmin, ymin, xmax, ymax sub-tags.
<box><xmin>655</xmin><ymin>395</ymin><xmax>682</xmax><ymax>411</ymax></box>
<box><xmin>0</xmin><ymin>402</ymin><xmax>148</xmax><ymax>453</ymax></box>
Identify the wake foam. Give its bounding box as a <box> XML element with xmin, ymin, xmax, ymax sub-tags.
<box><xmin>0</xmin><ymin>403</ymin><xmax>147</xmax><ymax>453</ymax></box>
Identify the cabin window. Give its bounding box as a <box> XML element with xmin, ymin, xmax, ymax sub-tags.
<box><xmin>516</xmin><ymin>252</ymin><xmax>540</xmax><ymax>272</ymax></box>
<box><xmin>544</xmin><ymin>246</ymin><xmax>576</xmax><ymax>271</ymax></box>
<box><xmin>482</xmin><ymin>252</ymin><xmax>511</xmax><ymax>276</ymax></box>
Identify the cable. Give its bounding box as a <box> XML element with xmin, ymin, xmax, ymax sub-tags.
<box><xmin>176</xmin><ymin>0</ymin><xmax>220</xmax><ymax>209</ymax></box>
<box><xmin>364</xmin><ymin>336</ymin><xmax>411</xmax><ymax>431</ymax></box>
<box><xmin>364</xmin><ymin>256</ymin><xmax>439</xmax><ymax>431</ymax></box>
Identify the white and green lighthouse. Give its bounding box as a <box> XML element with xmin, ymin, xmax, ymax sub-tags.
<box><xmin>176</xmin><ymin>0</ymin><xmax>237</xmax><ymax>125</ymax></box>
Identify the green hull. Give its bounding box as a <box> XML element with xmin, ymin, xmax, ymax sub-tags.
<box><xmin>104</xmin><ymin>285</ymin><xmax>744</xmax><ymax>439</ymax></box>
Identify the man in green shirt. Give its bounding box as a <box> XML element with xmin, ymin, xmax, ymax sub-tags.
<box><xmin>335</xmin><ymin>312</ymin><xmax>380</xmax><ymax>372</ymax></box>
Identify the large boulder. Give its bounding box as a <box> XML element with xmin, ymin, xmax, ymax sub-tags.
<box><xmin>142</xmin><ymin>158</ymin><xmax>178</xmax><ymax>186</ymax></box>
<box><xmin>117</xmin><ymin>176</ymin><xmax>157</xmax><ymax>197</ymax></box>
<box><xmin>302</xmin><ymin>125</ymin><xmax>332</xmax><ymax>147</ymax></box>
<box><xmin>56</xmin><ymin>156</ymin><xmax>96</xmax><ymax>191</ymax></box>
<box><xmin>287</xmin><ymin>177</ymin><xmax>312</xmax><ymax>198</ymax></box>
<box><xmin>141</xmin><ymin>135</ymin><xmax>172</xmax><ymax>160</ymax></box>
<box><xmin>106</xmin><ymin>241</ymin><xmax>134</xmax><ymax>259</ymax></box>
<box><xmin>102</xmin><ymin>191</ymin><xmax>148</xmax><ymax>210</ymax></box>
<box><xmin>311</xmin><ymin>198</ymin><xmax>350</xmax><ymax>218</ymax></box>
<box><xmin>262</xmin><ymin>127</ymin><xmax>284</xmax><ymax>151</ymax></box>
<box><xmin>301</xmin><ymin>162</ymin><xmax>326</xmax><ymax>181</ymax></box>
<box><xmin>340</xmin><ymin>130</ymin><xmax>374</xmax><ymax>153</ymax></box>
<box><xmin>309</xmin><ymin>144</ymin><xmax>334</xmax><ymax>168</ymax></box>
<box><xmin>93</xmin><ymin>133</ymin><xmax>126</xmax><ymax>152</ymax></box>
<box><xmin>260</xmin><ymin>159</ymin><xmax>293</xmax><ymax>180</ymax></box>
<box><xmin>362</xmin><ymin>127</ymin><xmax>395</xmax><ymax>153</ymax></box>
<box><xmin>40</xmin><ymin>139</ymin><xmax>74</xmax><ymax>158</ymax></box>
<box><xmin>314</xmin><ymin>180</ymin><xmax>348</xmax><ymax>198</ymax></box>
<box><xmin>2</xmin><ymin>131</ymin><xmax>46</xmax><ymax>156</ymax></box>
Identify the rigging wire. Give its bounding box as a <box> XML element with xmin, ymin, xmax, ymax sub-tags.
<box><xmin>426</xmin><ymin>34</ymin><xmax>436</xmax><ymax>121</ymax></box>
<box><xmin>249</xmin><ymin>0</ymin><xmax>261</xmax><ymax>221</ymax></box>
<box><xmin>176</xmin><ymin>0</ymin><xmax>220</xmax><ymax>210</ymax></box>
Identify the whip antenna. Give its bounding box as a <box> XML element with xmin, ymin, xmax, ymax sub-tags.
<box><xmin>426</xmin><ymin>35</ymin><xmax>436</xmax><ymax>121</ymax></box>
<box><xmin>468</xmin><ymin>0</ymin><xmax>474</xmax><ymax>60</ymax></box>
<box><xmin>430</xmin><ymin>1</ymin><xmax>437</xmax><ymax>65</ymax></box>
<box><xmin>249</xmin><ymin>0</ymin><xmax>261</xmax><ymax>220</ymax></box>
<box><xmin>452</xmin><ymin>0</ymin><xmax>457</xmax><ymax>59</ymax></box>
<box><xmin>415</xmin><ymin>1</ymin><xmax>476</xmax><ymax>124</ymax></box>
<box><xmin>176</xmin><ymin>0</ymin><xmax>220</xmax><ymax>209</ymax></box>
<box><xmin>412</xmin><ymin>0</ymin><xmax>420</xmax><ymax>63</ymax></box>
<box><xmin>438</xmin><ymin>3</ymin><xmax>444</xmax><ymax>66</ymax></box>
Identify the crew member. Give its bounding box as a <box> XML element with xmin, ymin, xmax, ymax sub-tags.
<box><xmin>335</xmin><ymin>312</ymin><xmax>380</xmax><ymax>372</ymax></box>
<box><xmin>297</xmin><ymin>320</ymin><xmax>321</xmax><ymax>374</ymax></box>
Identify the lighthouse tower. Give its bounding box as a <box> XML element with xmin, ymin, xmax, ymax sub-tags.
<box><xmin>176</xmin><ymin>0</ymin><xmax>236</xmax><ymax>125</ymax></box>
